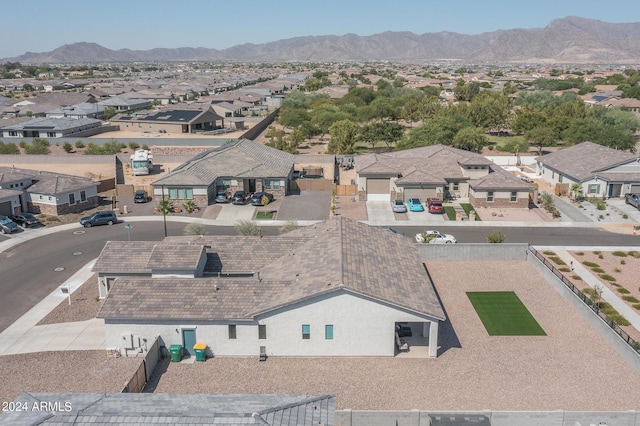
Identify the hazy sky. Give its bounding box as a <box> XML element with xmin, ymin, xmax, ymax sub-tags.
<box><xmin>1</xmin><ymin>0</ymin><xmax>638</xmax><ymax>58</ymax></box>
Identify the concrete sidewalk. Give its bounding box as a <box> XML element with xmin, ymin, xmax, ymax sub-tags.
<box><xmin>0</xmin><ymin>259</ymin><xmax>105</xmax><ymax>355</ymax></box>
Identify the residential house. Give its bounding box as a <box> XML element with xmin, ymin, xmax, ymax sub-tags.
<box><xmin>0</xmin><ymin>166</ymin><xmax>99</xmax><ymax>215</ymax></box>
<box><xmin>0</xmin><ymin>116</ymin><xmax>104</xmax><ymax>138</ymax></box>
<box><xmin>355</xmin><ymin>145</ymin><xmax>533</xmax><ymax>208</ymax></box>
<box><xmin>111</xmin><ymin>106</ymin><xmax>224</xmax><ymax>134</ymax></box>
<box><xmin>536</xmin><ymin>141</ymin><xmax>640</xmax><ymax>198</ymax></box>
<box><xmin>45</xmin><ymin>102</ymin><xmax>106</xmax><ymax>119</ymax></box>
<box><xmin>97</xmin><ymin>97</ymin><xmax>152</xmax><ymax>112</ymax></box>
<box><xmin>96</xmin><ymin>218</ymin><xmax>445</xmax><ymax>358</ymax></box>
<box><xmin>151</xmin><ymin>139</ymin><xmax>295</xmax><ymax>206</ymax></box>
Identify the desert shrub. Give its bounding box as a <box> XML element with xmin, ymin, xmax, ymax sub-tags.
<box><xmin>614</xmin><ymin>267</ymin><xmax>621</xmax><ymax>273</ymax></box>
<box><xmin>0</xmin><ymin>141</ymin><xmax>20</xmax><ymax>154</ymax></box>
<box><xmin>549</xmin><ymin>256</ymin><xmax>566</xmax><ymax>265</ymax></box>
<box><xmin>45</xmin><ymin>216</ymin><xmax>59</xmax><ymax>222</ymax></box>
<box><xmin>622</xmin><ymin>295</ymin><xmax>639</xmax><ymax>303</ymax></box>
<box><xmin>63</xmin><ymin>142</ymin><xmax>73</xmax><ymax>153</ymax></box>
<box><xmin>486</xmin><ymin>232</ymin><xmax>505</xmax><ymax>243</ymax></box>
<box><xmin>75</xmin><ymin>140</ymin><xmax>85</xmax><ymax>148</ymax></box>
<box><xmin>628</xmin><ymin>251</ymin><xmax>640</xmax><ymax>258</ymax></box>
<box><xmin>612</xmin><ymin>251</ymin><xmax>627</xmax><ymax>257</ymax></box>
<box><xmin>141</xmin><ymin>144</ymin><xmax>150</xmax><ymax>150</ymax></box>
<box><xmin>590</xmin><ymin>267</ymin><xmax>605</xmax><ymax>273</ymax></box>
<box><xmin>598</xmin><ymin>253</ymin><xmax>603</xmax><ymax>259</ymax></box>
<box><xmin>616</xmin><ymin>287</ymin><xmax>630</xmax><ymax>294</ymax></box>
<box><xmin>19</xmin><ymin>141</ymin><xmax>27</xmax><ymax>149</ymax></box>
<box><xmin>574</xmin><ymin>251</ymin><xmax>584</xmax><ymax>256</ymax></box>
<box><xmin>599</xmin><ymin>301</ymin><xmax>630</xmax><ymax>326</ymax></box>
<box><xmin>128</xmin><ymin>141</ymin><xmax>140</xmax><ymax>150</ymax></box>
<box><xmin>583</xmin><ymin>261</ymin><xmax>599</xmax><ymax>268</ymax></box>
<box><xmin>632</xmin><ymin>304</ymin><xmax>640</xmax><ymax>310</ymax></box>
<box><xmin>24</xmin><ymin>138</ymin><xmax>50</xmax><ymax>154</ymax></box>
<box><xmin>234</xmin><ymin>219</ymin><xmax>261</xmax><ymax>236</ymax></box>
<box><xmin>184</xmin><ymin>222</ymin><xmax>204</xmax><ymax>236</ymax></box>
<box><xmin>559</xmin><ymin>267</ymin><xmax>571</xmax><ymax>272</ymax></box>
<box><xmin>598</xmin><ymin>274</ymin><xmax>616</xmax><ymax>282</ymax></box>
<box><xmin>571</xmin><ymin>274</ymin><xmax>582</xmax><ymax>281</ymax></box>
<box><xmin>592</xmin><ymin>251</ymin><xmax>601</xmax><ymax>255</ymax></box>
<box><xmin>620</xmin><ymin>259</ymin><xmax>626</xmax><ymax>265</ymax></box>
<box><xmin>279</xmin><ymin>220</ymin><xmax>298</xmax><ymax>234</ymax></box>
<box><xmin>182</xmin><ymin>200</ymin><xmax>197</xmax><ymax>213</ymax></box>
<box><xmin>543</xmin><ymin>250</ymin><xmax>556</xmax><ymax>255</ymax></box>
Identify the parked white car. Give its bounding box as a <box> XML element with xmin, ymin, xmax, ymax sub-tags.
<box><xmin>415</xmin><ymin>230</ymin><xmax>457</xmax><ymax>244</ymax></box>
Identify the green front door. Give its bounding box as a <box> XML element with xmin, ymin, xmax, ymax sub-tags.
<box><xmin>182</xmin><ymin>329</ymin><xmax>196</xmax><ymax>356</ymax></box>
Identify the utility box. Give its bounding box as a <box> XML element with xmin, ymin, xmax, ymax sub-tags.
<box><xmin>169</xmin><ymin>344</ymin><xmax>183</xmax><ymax>362</ymax></box>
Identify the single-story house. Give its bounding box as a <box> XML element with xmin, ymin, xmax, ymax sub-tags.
<box><xmin>355</xmin><ymin>144</ymin><xmax>533</xmax><ymax>208</ymax></box>
<box><xmin>536</xmin><ymin>141</ymin><xmax>640</xmax><ymax>198</ymax></box>
<box><xmin>111</xmin><ymin>106</ymin><xmax>224</xmax><ymax>134</ymax></box>
<box><xmin>0</xmin><ymin>166</ymin><xmax>99</xmax><ymax>215</ymax></box>
<box><xmin>2</xmin><ymin>393</ymin><xmax>335</xmax><ymax>425</ymax></box>
<box><xmin>0</xmin><ymin>116</ymin><xmax>103</xmax><ymax>138</ymax></box>
<box><xmin>45</xmin><ymin>102</ymin><xmax>105</xmax><ymax>119</ymax></box>
<box><xmin>98</xmin><ymin>97</ymin><xmax>152</xmax><ymax>112</ymax></box>
<box><xmin>151</xmin><ymin>139</ymin><xmax>295</xmax><ymax>206</ymax></box>
<box><xmin>96</xmin><ymin>218</ymin><xmax>445</xmax><ymax>358</ymax></box>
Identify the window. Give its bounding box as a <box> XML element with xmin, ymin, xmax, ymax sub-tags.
<box><xmin>258</xmin><ymin>324</ymin><xmax>266</xmax><ymax>340</ymax></box>
<box><xmin>228</xmin><ymin>325</ymin><xmax>236</xmax><ymax>339</ymax></box>
<box><xmin>510</xmin><ymin>192</ymin><xmax>517</xmax><ymax>202</ymax></box>
<box><xmin>487</xmin><ymin>191</ymin><xmax>494</xmax><ymax>202</ymax></box>
<box><xmin>588</xmin><ymin>184</ymin><xmax>600</xmax><ymax>194</ymax></box>
<box><xmin>9</xmin><ymin>131</ymin><xmax>18</xmax><ymax>137</ymax></box>
<box><xmin>325</xmin><ymin>325</ymin><xmax>333</xmax><ymax>340</ymax></box>
<box><xmin>222</xmin><ymin>179</ymin><xmax>231</xmax><ymax>187</ymax></box>
<box><xmin>302</xmin><ymin>324</ymin><xmax>310</xmax><ymax>340</ymax></box>
<box><xmin>451</xmin><ymin>182</ymin><xmax>459</xmax><ymax>191</ymax></box>
<box><xmin>559</xmin><ymin>175</ymin><xmax>563</xmax><ymax>183</ymax></box>
<box><xmin>47</xmin><ymin>132</ymin><xmax>56</xmax><ymax>137</ymax></box>
<box><xmin>80</xmin><ymin>190</ymin><xmax>86</xmax><ymax>202</ymax></box>
<box><xmin>168</xmin><ymin>187</ymin><xmax>193</xmax><ymax>199</ymax></box>
<box><xmin>69</xmin><ymin>193</ymin><xmax>75</xmax><ymax>205</ymax></box>
<box><xmin>264</xmin><ymin>179</ymin><xmax>280</xmax><ymax>190</ymax></box>
<box><xmin>552</xmin><ymin>171</ymin><xmax>555</xmax><ymax>179</ymax></box>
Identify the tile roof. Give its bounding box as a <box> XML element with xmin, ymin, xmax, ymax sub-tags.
<box><xmin>98</xmin><ymin>218</ymin><xmax>445</xmax><ymax>322</ymax></box>
<box><xmin>152</xmin><ymin>139</ymin><xmax>294</xmax><ymax>186</ymax></box>
<box><xmin>92</xmin><ymin>241</ymin><xmax>206</xmax><ymax>274</ymax></box>
<box><xmin>469</xmin><ymin>169</ymin><xmax>534</xmax><ymax>190</ymax></box>
<box><xmin>536</xmin><ymin>141</ymin><xmax>637</xmax><ymax>181</ymax></box>
<box><xmin>1</xmin><ymin>393</ymin><xmax>335</xmax><ymax>426</ymax></box>
<box><xmin>0</xmin><ymin>166</ymin><xmax>96</xmax><ymax>195</ymax></box>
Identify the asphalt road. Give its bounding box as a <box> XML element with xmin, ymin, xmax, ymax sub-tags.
<box><xmin>0</xmin><ymin>221</ymin><xmax>638</xmax><ymax>333</ymax></box>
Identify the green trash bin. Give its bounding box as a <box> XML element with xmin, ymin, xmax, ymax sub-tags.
<box><xmin>194</xmin><ymin>343</ymin><xmax>207</xmax><ymax>362</ymax></box>
<box><xmin>169</xmin><ymin>344</ymin><xmax>183</xmax><ymax>362</ymax></box>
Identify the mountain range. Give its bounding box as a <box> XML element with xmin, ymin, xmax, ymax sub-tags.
<box><xmin>4</xmin><ymin>16</ymin><xmax>640</xmax><ymax>64</ymax></box>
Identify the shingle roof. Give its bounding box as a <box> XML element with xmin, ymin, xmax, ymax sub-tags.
<box><xmin>152</xmin><ymin>139</ymin><xmax>294</xmax><ymax>186</ymax></box>
<box><xmin>0</xmin><ymin>116</ymin><xmax>101</xmax><ymax>131</ymax></box>
<box><xmin>98</xmin><ymin>218</ymin><xmax>445</xmax><ymax>322</ymax></box>
<box><xmin>1</xmin><ymin>393</ymin><xmax>335</xmax><ymax>426</ymax></box>
<box><xmin>536</xmin><ymin>141</ymin><xmax>637</xmax><ymax>181</ymax></box>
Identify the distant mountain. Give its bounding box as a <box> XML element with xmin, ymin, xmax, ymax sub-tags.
<box><xmin>4</xmin><ymin>17</ymin><xmax>640</xmax><ymax>64</ymax></box>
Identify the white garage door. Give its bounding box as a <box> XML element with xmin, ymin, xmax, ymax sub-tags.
<box><xmin>366</xmin><ymin>178</ymin><xmax>390</xmax><ymax>201</ymax></box>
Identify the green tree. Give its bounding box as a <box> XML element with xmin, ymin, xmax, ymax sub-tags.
<box><xmin>454</xmin><ymin>81</ymin><xmax>480</xmax><ymax>102</ymax></box>
<box><xmin>63</xmin><ymin>142</ymin><xmax>73</xmax><ymax>153</ymax></box>
<box><xmin>277</xmin><ymin>108</ymin><xmax>309</xmax><ymax>130</ymax></box>
<box><xmin>103</xmin><ymin>106</ymin><xmax>117</xmax><ymax>119</ymax></box>
<box><xmin>467</xmin><ymin>91</ymin><xmax>511</xmax><ymax>130</ymax></box>
<box><xmin>512</xmin><ymin>104</ymin><xmax>546</xmax><ymax>134</ymax></box>
<box><xmin>452</xmin><ymin>127</ymin><xmax>487</xmax><ymax>152</ymax></box>
<box><xmin>401</xmin><ymin>98</ymin><xmax>421</xmax><ymax>127</ymax></box>
<box><xmin>525</xmin><ymin>126</ymin><xmax>557</xmax><ymax>155</ymax></box>
<box><xmin>328</xmin><ymin>120</ymin><xmax>359</xmax><ymax>154</ymax></box>
<box><xmin>396</xmin><ymin>115</ymin><xmax>472</xmax><ymax>151</ymax></box>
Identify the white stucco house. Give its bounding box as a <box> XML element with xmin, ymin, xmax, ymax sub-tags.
<box><xmin>536</xmin><ymin>141</ymin><xmax>640</xmax><ymax>198</ymax></box>
<box><xmin>96</xmin><ymin>218</ymin><xmax>446</xmax><ymax>359</ymax></box>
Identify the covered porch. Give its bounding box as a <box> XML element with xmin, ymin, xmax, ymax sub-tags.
<box><xmin>394</xmin><ymin>320</ymin><xmax>439</xmax><ymax>358</ymax></box>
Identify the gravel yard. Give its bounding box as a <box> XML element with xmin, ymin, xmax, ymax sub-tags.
<box><xmin>37</xmin><ymin>274</ymin><xmax>102</xmax><ymax>326</ymax></box>
<box><xmin>144</xmin><ymin>260</ymin><xmax>640</xmax><ymax>411</ymax></box>
<box><xmin>0</xmin><ymin>351</ymin><xmax>142</xmax><ymax>405</ymax></box>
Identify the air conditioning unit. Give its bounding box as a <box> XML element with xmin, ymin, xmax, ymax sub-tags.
<box><xmin>121</xmin><ymin>333</ymin><xmax>133</xmax><ymax>349</ymax></box>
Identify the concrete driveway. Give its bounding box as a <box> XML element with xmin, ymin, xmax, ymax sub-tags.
<box><xmin>217</xmin><ymin>203</ymin><xmax>255</xmax><ymax>222</ymax></box>
<box><xmin>277</xmin><ymin>191</ymin><xmax>331</xmax><ymax>220</ymax></box>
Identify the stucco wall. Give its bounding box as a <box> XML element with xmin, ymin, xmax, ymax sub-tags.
<box><xmin>104</xmin><ymin>291</ymin><xmax>437</xmax><ymax>357</ymax></box>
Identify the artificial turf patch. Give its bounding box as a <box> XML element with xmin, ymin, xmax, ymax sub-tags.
<box><xmin>466</xmin><ymin>291</ymin><xmax>546</xmax><ymax>336</ymax></box>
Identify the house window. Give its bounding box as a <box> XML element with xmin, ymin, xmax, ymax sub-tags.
<box><xmin>510</xmin><ymin>192</ymin><xmax>517</xmax><ymax>202</ymax></box>
<box><xmin>450</xmin><ymin>182</ymin><xmax>459</xmax><ymax>191</ymax></box>
<box><xmin>302</xmin><ymin>324</ymin><xmax>310</xmax><ymax>340</ymax></box>
<box><xmin>69</xmin><ymin>193</ymin><xmax>75</xmax><ymax>205</ymax></box>
<box><xmin>325</xmin><ymin>325</ymin><xmax>333</xmax><ymax>340</ymax></box>
<box><xmin>47</xmin><ymin>132</ymin><xmax>56</xmax><ymax>137</ymax></box>
<box><xmin>39</xmin><ymin>195</ymin><xmax>43</xmax><ymax>200</ymax></box>
<box><xmin>559</xmin><ymin>175</ymin><xmax>563</xmax><ymax>183</ymax></box>
<box><xmin>228</xmin><ymin>325</ymin><xmax>236</xmax><ymax>339</ymax></box>
<box><xmin>264</xmin><ymin>179</ymin><xmax>280</xmax><ymax>190</ymax></box>
<box><xmin>552</xmin><ymin>171</ymin><xmax>555</xmax><ymax>179</ymax></box>
<box><xmin>9</xmin><ymin>131</ymin><xmax>18</xmax><ymax>137</ymax></box>
<box><xmin>80</xmin><ymin>190</ymin><xmax>86</xmax><ymax>202</ymax></box>
<box><xmin>487</xmin><ymin>191</ymin><xmax>494</xmax><ymax>202</ymax></box>
<box><xmin>168</xmin><ymin>188</ymin><xmax>193</xmax><ymax>199</ymax></box>
<box><xmin>222</xmin><ymin>179</ymin><xmax>231</xmax><ymax>187</ymax></box>
<box><xmin>258</xmin><ymin>324</ymin><xmax>267</xmax><ymax>340</ymax></box>
<box><xmin>588</xmin><ymin>184</ymin><xmax>600</xmax><ymax>194</ymax></box>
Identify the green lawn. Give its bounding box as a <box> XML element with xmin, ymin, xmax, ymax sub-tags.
<box><xmin>443</xmin><ymin>206</ymin><xmax>456</xmax><ymax>221</ymax></box>
<box><xmin>255</xmin><ymin>211</ymin><xmax>275</xmax><ymax>219</ymax></box>
<box><xmin>466</xmin><ymin>291</ymin><xmax>546</xmax><ymax>336</ymax></box>
<box><xmin>460</xmin><ymin>203</ymin><xmax>480</xmax><ymax>221</ymax></box>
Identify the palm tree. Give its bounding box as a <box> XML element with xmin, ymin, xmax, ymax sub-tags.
<box><xmin>570</xmin><ymin>183</ymin><xmax>583</xmax><ymax>201</ymax></box>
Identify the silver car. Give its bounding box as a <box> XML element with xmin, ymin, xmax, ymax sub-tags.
<box><xmin>391</xmin><ymin>199</ymin><xmax>407</xmax><ymax>213</ymax></box>
<box><xmin>0</xmin><ymin>215</ymin><xmax>19</xmax><ymax>234</ymax></box>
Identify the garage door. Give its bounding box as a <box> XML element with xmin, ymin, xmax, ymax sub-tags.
<box><xmin>630</xmin><ymin>184</ymin><xmax>640</xmax><ymax>193</ymax></box>
<box><xmin>404</xmin><ymin>188</ymin><xmax>437</xmax><ymax>201</ymax></box>
<box><xmin>0</xmin><ymin>201</ymin><xmax>12</xmax><ymax>216</ymax></box>
<box><xmin>366</xmin><ymin>178</ymin><xmax>390</xmax><ymax>201</ymax></box>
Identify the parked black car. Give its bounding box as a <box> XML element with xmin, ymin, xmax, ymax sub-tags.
<box><xmin>10</xmin><ymin>213</ymin><xmax>40</xmax><ymax>227</ymax></box>
<box><xmin>232</xmin><ymin>191</ymin><xmax>248</xmax><ymax>205</ymax></box>
<box><xmin>134</xmin><ymin>190</ymin><xmax>150</xmax><ymax>203</ymax></box>
<box><xmin>79</xmin><ymin>210</ymin><xmax>117</xmax><ymax>228</ymax></box>
<box><xmin>250</xmin><ymin>192</ymin><xmax>274</xmax><ymax>206</ymax></box>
